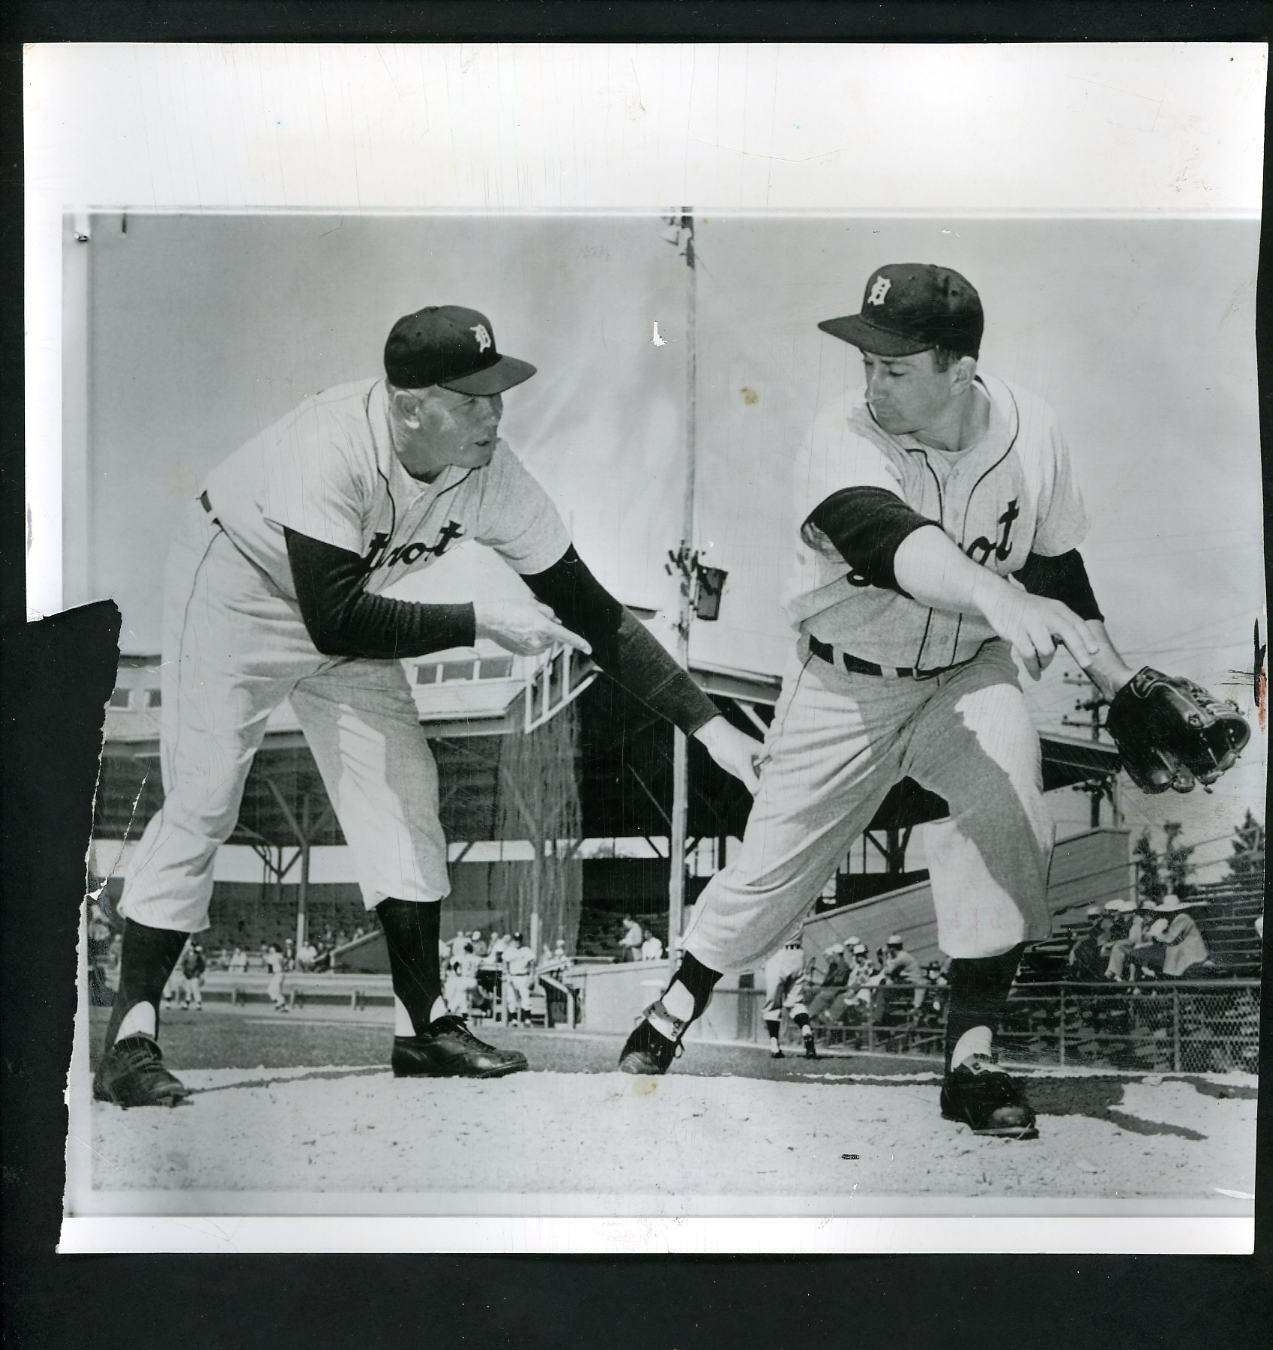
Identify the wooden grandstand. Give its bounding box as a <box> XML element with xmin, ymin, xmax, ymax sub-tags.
<box><xmin>1019</xmin><ymin>872</ymin><xmax>1264</xmax><ymax>983</ymax></box>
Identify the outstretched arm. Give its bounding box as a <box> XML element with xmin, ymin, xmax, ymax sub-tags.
<box><xmin>285</xmin><ymin>528</ymin><xmax>586</xmax><ymax>659</ymax></box>
<box><xmin>1012</xmin><ymin>548</ymin><xmax>1136</xmax><ymax>697</ymax></box>
<box><xmin>523</xmin><ymin>546</ymin><xmax>762</xmax><ymax>791</ymax></box>
<box><xmin>806</xmin><ymin>488</ymin><xmax>1100</xmax><ymax>679</ymax></box>
<box><xmin>893</xmin><ymin>525</ymin><xmax>1100</xmax><ymax>678</ymax></box>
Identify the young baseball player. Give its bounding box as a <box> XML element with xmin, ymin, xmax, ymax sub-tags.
<box><xmin>761</xmin><ymin>936</ymin><xmax>819</xmax><ymax>1060</ymax></box>
<box><xmin>94</xmin><ymin>304</ymin><xmax>763</xmax><ymax>1108</ymax></box>
<box><xmin>618</xmin><ymin>262</ymin><xmax>1145</xmax><ymax>1139</ymax></box>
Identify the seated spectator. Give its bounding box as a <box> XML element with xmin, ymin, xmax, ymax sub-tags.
<box><xmin>539</xmin><ymin>940</ymin><xmax>571</xmax><ymax>979</ymax></box>
<box><xmin>228</xmin><ymin>946</ymin><xmax>248</xmax><ymax>973</ymax></box>
<box><xmin>1101</xmin><ymin>899</ymin><xmax>1147</xmax><ymax>980</ymax></box>
<box><xmin>917</xmin><ymin>960</ymin><xmax>948</xmax><ymax>1026</ymax></box>
<box><xmin>877</xmin><ymin>933</ymin><xmax>925</xmax><ymax>1017</ymax></box>
<box><xmin>808</xmin><ymin>943</ymin><xmax>851</xmax><ymax>1023</ymax></box>
<box><xmin>823</xmin><ymin>943</ymin><xmax>877</xmax><ymax>1025</ymax></box>
<box><xmin>618</xmin><ymin>914</ymin><xmax>644</xmax><ymax>963</ymax></box>
<box><xmin>640</xmin><ymin>928</ymin><xmax>665</xmax><ymax>961</ymax></box>
<box><xmin>1127</xmin><ymin>893</ymin><xmax>1210</xmax><ymax>979</ymax></box>
<box><xmin>1067</xmin><ymin>907</ymin><xmax>1108</xmax><ymax>981</ymax></box>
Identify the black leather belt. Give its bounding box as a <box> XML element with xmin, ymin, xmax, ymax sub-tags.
<box><xmin>808</xmin><ymin>634</ymin><xmax>972</xmax><ymax>681</ymax></box>
<box><xmin>198</xmin><ymin>489</ymin><xmax>220</xmax><ymax>525</ymax></box>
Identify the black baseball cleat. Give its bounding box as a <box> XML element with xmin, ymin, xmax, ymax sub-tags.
<box><xmin>940</xmin><ymin>1054</ymin><xmax>1038</xmax><ymax>1139</ymax></box>
<box><xmin>618</xmin><ymin>1005</ymin><xmax>684</xmax><ymax>1075</ymax></box>
<box><xmin>93</xmin><ymin>1035</ymin><xmax>192</xmax><ymax>1108</ymax></box>
<box><xmin>803</xmin><ymin>1035</ymin><xmax>819</xmax><ymax>1060</ymax></box>
<box><xmin>769</xmin><ymin>1047</ymin><xmax>785</xmax><ymax>1059</ymax></box>
<box><xmin>391</xmin><ymin>1015</ymin><xmax>528</xmax><ymax>1079</ymax></box>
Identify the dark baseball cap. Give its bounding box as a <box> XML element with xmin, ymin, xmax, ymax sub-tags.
<box><xmin>384</xmin><ymin>305</ymin><xmax>537</xmax><ymax>395</ymax></box>
<box><xmin>818</xmin><ymin>263</ymin><xmax>984</xmax><ymax>359</ymax></box>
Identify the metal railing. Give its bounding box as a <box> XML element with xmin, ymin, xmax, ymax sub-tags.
<box><xmin>804</xmin><ymin>980</ymin><xmax>1261</xmax><ymax>1073</ymax></box>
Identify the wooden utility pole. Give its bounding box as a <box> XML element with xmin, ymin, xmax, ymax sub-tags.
<box><xmin>667</xmin><ymin>209</ymin><xmax>697</xmax><ymax>953</ymax></box>
<box><xmin>1062</xmin><ymin>673</ymin><xmax>1118</xmax><ymax>827</ymax></box>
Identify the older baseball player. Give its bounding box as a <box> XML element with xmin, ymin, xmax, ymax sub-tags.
<box><xmin>94</xmin><ymin>304</ymin><xmax>762</xmax><ymax>1107</ymax></box>
<box><xmin>620</xmin><ymin>262</ymin><xmax>1148</xmax><ymax>1139</ymax></box>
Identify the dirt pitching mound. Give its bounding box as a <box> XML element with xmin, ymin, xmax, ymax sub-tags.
<box><xmin>82</xmin><ymin>1063</ymin><xmax>1256</xmax><ymax>1213</ymax></box>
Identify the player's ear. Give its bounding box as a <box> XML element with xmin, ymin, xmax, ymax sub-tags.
<box><xmin>950</xmin><ymin>355</ymin><xmax>977</xmax><ymax>395</ymax></box>
<box><xmin>391</xmin><ymin>385</ymin><xmax>426</xmax><ymax>429</ymax></box>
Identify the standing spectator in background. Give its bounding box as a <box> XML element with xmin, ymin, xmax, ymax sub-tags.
<box><xmin>265</xmin><ymin>943</ymin><xmax>288</xmax><ymax>1012</ymax></box>
<box><xmin>640</xmin><ymin>928</ymin><xmax>665</xmax><ymax>961</ymax></box>
<box><xmin>178</xmin><ymin>940</ymin><xmax>207</xmax><ymax>1010</ymax></box>
<box><xmin>503</xmin><ymin>933</ymin><xmax>537</xmax><ymax>1026</ymax></box>
<box><xmin>619</xmin><ymin>915</ymin><xmax>644</xmax><ymax>963</ymax></box>
<box><xmin>453</xmin><ymin>940</ymin><xmax>483</xmax><ymax>1014</ymax></box>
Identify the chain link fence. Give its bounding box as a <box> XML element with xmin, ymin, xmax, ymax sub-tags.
<box><xmin>807</xmin><ymin>980</ymin><xmax>1260</xmax><ymax>1073</ymax></box>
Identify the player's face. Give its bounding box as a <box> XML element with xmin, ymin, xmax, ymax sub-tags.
<box><xmin>398</xmin><ymin>387</ymin><xmax>504</xmax><ymax>479</ymax></box>
<box><xmin>860</xmin><ymin>349</ymin><xmax>959</xmax><ymax>438</ymax></box>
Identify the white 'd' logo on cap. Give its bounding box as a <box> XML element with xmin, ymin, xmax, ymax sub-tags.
<box><xmin>470</xmin><ymin>324</ymin><xmax>493</xmax><ymax>352</ymax></box>
<box><xmin>867</xmin><ymin>276</ymin><xmax>892</xmax><ymax>306</ymax></box>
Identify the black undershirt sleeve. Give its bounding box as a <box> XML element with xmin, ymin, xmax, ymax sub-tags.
<box><xmin>523</xmin><ymin>547</ymin><xmax>720</xmax><ymax>737</ymax></box>
<box><xmin>285</xmin><ymin>528</ymin><xmax>476</xmax><ymax>659</ymax></box>
<box><xmin>1013</xmin><ymin>548</ymin><xmax>1104</xmax><ymax>621</ymax></box>
<box><xmin>804</xmin><ymin>486</ymin><xmax>937</xmax><ymax>594</ymax></box>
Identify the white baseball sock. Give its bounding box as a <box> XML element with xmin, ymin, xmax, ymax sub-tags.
<box><xmin>949</xmin><ymin>1026</ymin><xmax>993</xmax><ymax>1069</ymax></box>
<box><xmin>116</xmin><ymin>1002</ymin><xmax>157</xmax><ymax>1040</ymax></box>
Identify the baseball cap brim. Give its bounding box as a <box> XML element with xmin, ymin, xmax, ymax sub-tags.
<box><xmin>817</xmin><ymin>314</ymin><xmax>932</xmax><ymax>357</ymax></box>
<box><xmin>439</xmin><ymin>354</ymin><xmax>537</xmax><ymax>396</ymax></box>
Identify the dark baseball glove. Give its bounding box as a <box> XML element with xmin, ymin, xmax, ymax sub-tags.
<box><xmin>1105</xmin><ymin>666</ymin><xmax>1250</xmax><ymax>794</ymax></box>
